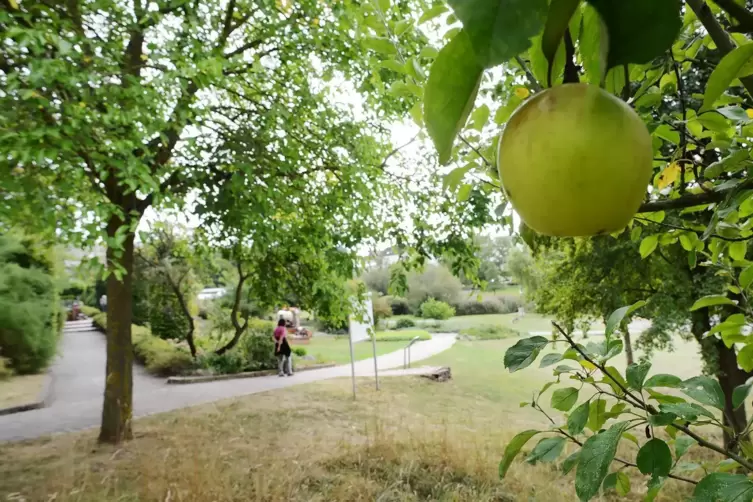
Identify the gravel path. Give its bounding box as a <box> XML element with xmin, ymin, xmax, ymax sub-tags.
<box><xmin>0</xmin><ymin>321</ymin><xmax>456</xmax><ymax>442</ymax></box>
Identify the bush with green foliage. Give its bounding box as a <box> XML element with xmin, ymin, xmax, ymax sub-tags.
<box><xmin>199</xmin><ymin>350</ymin><xmax>247</xmax><ymax>375</ymax></box>
<box><xmin>91</xmin><ymin>312</ymin><xmax>194</xmax><ymax>376</ymax></box>
<box><xmin>419</xmin><ymin>298</ymin><xmax>455</xmax><ymax>320</ymax></box>
<box><xmin>293</xmin><ymin>347</ymin><xmax>307</xmax><ymax>357</ymax></box>
<box><xmin>80</xmin><ymin>305</ymin><xmax>100</xmax><ymax>318</ymax></box>
<box><xmin>453</xmin><ymin>296</ymin><xmax>521</xmax><ymax>316</ymax></box>
<box><xmin>459</xmin><ymin>325</ymin><xmax>519</xmax><ymax>340</ymax></box>
<box><xmin>395</xmin><ymin>317</ymin><xmax>416</xmax><ymax>329</ymax></box>
<box><xmin>406</xmin><ymin>265</ymin><xmax>462</xmax><ymax>312</ymax></box>
<box><xmin>372</xmin><ymin>295</ymin><xmax>392</xmax><ymax>323</ymax></box>
<box><xmin>0</xmin><ymin>235</ymin><xmax>59</xmax><ymax>374</ymax></box>
<box><xmin>386</xmin><ymin>296</ymin><xmax>412</xmax><ymax>316</ymax></box>
<box><xmin>148</xmin><ymin>277</ymin><xmax>190</xmax><ymax>341</ymax></box>
<box><xmin>0</xmin><ymin>356</ymin><xmax>13</xmax><ymax>380</ymax></box>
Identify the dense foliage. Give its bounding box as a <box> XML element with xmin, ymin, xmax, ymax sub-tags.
<box><xmin>0</xmin><ymin>234</ymin><xmax>61</xmax><ymax>374</ymax></box>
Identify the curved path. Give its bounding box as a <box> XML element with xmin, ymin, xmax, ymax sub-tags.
<box><xmin>0</xmin><ymin>320</ymin><xmax>456</xmax><ymax>442</ymax></box>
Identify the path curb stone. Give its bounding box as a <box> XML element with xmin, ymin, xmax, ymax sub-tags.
<box><xmin>166</xmin><ymin>363</ymin><xmax>337</xmax><ymax>384</ymax></box>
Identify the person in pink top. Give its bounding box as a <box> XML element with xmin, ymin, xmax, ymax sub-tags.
<box><xmin>273</xmin><ymin>319</ymin><xmax>293</xmax><ymax>376</ymax></box>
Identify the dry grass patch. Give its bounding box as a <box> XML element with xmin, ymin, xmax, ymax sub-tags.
<box><xmin>0</xmin><ymin>374</ymin><xmax>46</xmax><ymax>410</ymax></box>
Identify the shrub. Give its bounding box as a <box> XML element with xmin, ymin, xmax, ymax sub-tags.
<box><xmin>459</xmin><ymin>325</ymin><xmax>520</xmax><ymax>340</ymax></box>
<box><xmin>395</xmin><ymin>317</ymin><xmax>416</xmax><ymax>329</ymax></box>
<box><xmin>453</xmin><ymin>297</ymin><xmax>521</xmax><ymax>316</ymax></box>
<box><xmin>91</xmin><ymin>313</ymin><xmax>194</xmax><ymax>376</ymax></box>
<box><xmin>419</xmin><ymin>299</ymin><xmax>455</xmax><ymax>320</ymax></box>
<box><xmin>149</xmin><ymin>277</ymin><xmax>190</xmax><ymax>341</ymax></box>
<box><xmin>372</xmin><ymin>295</ymin><xmax>392</xmax><ymax>322</ymax></box>
<box><xmin>387</xmin><ymin>296</ymin><xmax>412</xmax><ymax>316</ymax></box>
<box><xmin>0</xmin><ymin>356</ymin><xmax>13</xmax><ymax>380</ymax></box>
<box><xmin>240</xmin><ymin>333</ymin><xmax>277</xmax><ymax>371</ymax></box>
<box><xmin>200</xmin><ymin>350</ymin><xmax>246</xmax><ymax>375</ymax></box>
<box><xmin>0</xmin><ymin>263</ymin><xmax>58</xmax><ymax>374</ymax></box>
<box><xmin>293</xmin><ymin>347</ymin><xmax>307</xmax><ymax>357</ymax></box>
<box><xmin>406</xmin><ymin>265</ymin><xmax>462</xmax><ymax>311</ymax></box>
<box><xmin>80</xmin><ymin>305</ymin><xmax>100</xmax><ymax>318</ymax></box>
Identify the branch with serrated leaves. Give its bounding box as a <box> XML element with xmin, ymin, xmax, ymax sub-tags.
<box><xmin>552</xmin><ymin>321</ymin><xmax>753</xmax><ymax>473</ymax></box>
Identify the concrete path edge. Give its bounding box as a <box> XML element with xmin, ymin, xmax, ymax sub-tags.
<box><xmin>167</xmin><ymin>363</ymin><xmax>337</xmax><ymax>384</ymax></box>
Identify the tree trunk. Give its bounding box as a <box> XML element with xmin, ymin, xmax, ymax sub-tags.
<box><xmin>215</xmin><ymin>261</ymin><xmax>248</xmax><ymax>355</ymax></box>
<box><xmin>622</xmin><ymin>328</ymin><xmax>634</xmax><ymax>366</ymax></box>
<box><xmin>168</xmin><ymin>276</ymin><xmax>197</xmax><ymax>358</ymax></box>
<box><xmin>99</xmin><ymin>216</ymin><xmax>136</xmax><ymax>444</ymax></box>
<box><xmin>690</xmin><ymin>307</ymin><xmax>751</xmax><ymax>449</ymax></box>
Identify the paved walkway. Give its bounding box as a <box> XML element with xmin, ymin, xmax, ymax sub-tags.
<box><xmin>0</xmin><ymin>321</ymin><xmax>456</xmax><ymax>442</ymax></box>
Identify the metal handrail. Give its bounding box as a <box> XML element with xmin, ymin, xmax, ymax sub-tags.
<box><xmin>403</xmin><ymin>336</ymin><xmax>422</xmax><ymax>369</ymax></box>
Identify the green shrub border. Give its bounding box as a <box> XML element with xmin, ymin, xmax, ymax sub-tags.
<box><xmin>90</xmin><ymin>312</ymin><xmax>194</xmax><ymax>376</ymax></box>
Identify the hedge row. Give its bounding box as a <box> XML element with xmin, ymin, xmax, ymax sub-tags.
<box><xmin>459</xmin><ymin>325</ymin><xmax>520</xmax><ymax>340</ymax></box>
<box><xmin>91</xmin><ymin>313</ymin><xmax>194</xmax><ymax>376</ymax></box>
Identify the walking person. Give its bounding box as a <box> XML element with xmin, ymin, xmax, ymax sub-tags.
<box><xmin>99</xmin><ymin>294</ymin><xmax>107</xmax><ymax>313</ymax></box>
<box><xmin>273</xmin><ymin>319</ymin><xmax>293</xmax><ymax>377</ymax></box>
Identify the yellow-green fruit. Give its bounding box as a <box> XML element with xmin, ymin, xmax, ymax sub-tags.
<box><xmin>497</xmin><ymin>83</ymin><xmax>653</xmax><ymax>237</ymax></box>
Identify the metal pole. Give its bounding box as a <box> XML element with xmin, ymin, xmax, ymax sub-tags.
<box><xmin>348</xmin><ymin>330</ymin><xmax>357</xmax><ymax>400</ymax></box>
<box><xmin>371</xmin><ymin>329</ymin><xmax>380</xmax><ymax>390</ymax></box>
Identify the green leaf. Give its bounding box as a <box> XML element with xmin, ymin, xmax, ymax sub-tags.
<box><xmin>363</xmin><ymin>37</ymin><xmax>398</xmax><ymax>55</ymax></box>
<box><xmin>568</xmin><ymin>400</ymin><xmax>590</xmax><ymax>435</ymax></box>
<box><xmin>504</xmin><ymin>336</ymin><xmax>549</xmax><ymax>372</ymax></box>
<box><xmin>639</xmin><ymin>235</ymin><xmax>658</xmax><ymax>258</ymax></box>
<box><xmin>446</xmin><ymin>0</ymin><xmax>548</xmax><ymax>68</ymax></box>
<box><xmin>418</xmin><ymin>4</ymin><xmax>447</xmax><ymax>24</ymax></box>
<box><xmin>603</xmin><ymin>472</ymin><xmax>630</xmax><ymax>496</ymax></box>
<box><xmin>647</xmin><ymin>389</ymin><xmax>687</xmax><ymax>405</ymax></box>
<box><xmin>499</xmin><ymin>430</ymin><xmax>539</xmax><ymax>478</ymax></box>
<box><xmin>468</xmin><ymin>104</ymin><xmax>490</xmax><ymax>131</ymax></box>
<box><xmin>690</xmin><ymin>295</ymin><xmax>735</xmax><ymax>311</ymax></box>
<box><xmin>740</xmin><ymin>265</ymin><xmax>753</xmax><ymax>289</ymax></box>
<box><xmin>605</xmin><ymin>300</ymin><xmax>646</xmax><ymax>341</ymax></box>
<box><xmin>675</xmin><ymin>436</ymin><xmax>697</xmax><ymax>460</ymax></box>
<box><xmin>584</xmin><ymin>0</ymin><xmax>682</xmax><ymax>70</ymax></box>
<box><xmin>579</xmin><ymin>3</ymin><xmax>607</xmax><ymax>84</ymax></box>
<box><xmin>575</xmin><ymin>422</ymin><xmax>628</xmax><ymax>501</ymax></box>
<box><xmin>626</xmin><ymin>361</ymin><xmax>652</xmax><ymax>391</ymax></box>
<box><xmin>692</xmin><ymin>473</ymin><xmax>753</xmax><ymax>502</ymax></box>
<box><xmin>443</xmin><ymin>164</ymin><xmax>473</xmax><ymax>191</ymax></box>
<box><xmin>730</xmin><ymin>240</ymin><xmax>748</xmax><ymax>261</ymax></box>
<box><xmin>738</xmin><ymin>344</ymin><xmax>753</xmax><ymax>372</ymax></box>
<box><xmin>601</xmin><ymin>366</ymin><xmax>628</xmax><ymax>397</ymax></box>
<box><xmin>702</xmin><ymin>44</ymin><xmax>753</xmax><ymax>112</ymax></box>
<box><xmin>424</xmin><ymin>31</ymin><xmax>483</xmax><ymax>165</ymax></box>
<box><xmin>645</xmin><ymin>476</ymin><xmax>666</xmax><ymax>502</ymax></box>
<box><xmin>457</xmin><ymin>183</ymin><xmax>472</xmax><ymax>202</ymax></box>
<box><xmin>648</xmin><ymin>412</ymin><xmax>677</xmax><ymax>426</ymax></box>
<box><xmin>561</xmin><ymin>450</ymin><xmax>580</xmax><ymax>474</ymax></box>
<box><xmin>644</xmin><ymin>374</ymin><xmax>682</xmax><ymax>389</ymax></box>
<box><xmin>551</xmin><ymin>387</ymin><xmax>579</xmax><ymax>411</ymax></box>
<box><xmin>587</xmin><ymin>398</ymin><xmax>608</xmax><ymax>432</ymax></box>
<box><xmin>733</xmin><ymin>382</ymin><xmax>752</xmax><ymax>409</ymax></box>
<box><xmin>540</xmin><ymin>352</ymin><xmax>563</xmax><ymax>368</ymax></box>
<box><xmin>682</xmin><ymin>376</ymin><xmax>726</xmax><ymax>410</ymax></box>
<box><xmin>526</xmin><ymin>436</ymin><xmax>566</xmax><ymax>464</ymax></box>
<box><xmin>637</xmin><ymin>439</ymin><xmax>672</xmax><ymax>478</ymax></box>
<box><xmin>541</xmin><ymin>0</ymin><xmax>581</xmax><ymax>85</ymax></box>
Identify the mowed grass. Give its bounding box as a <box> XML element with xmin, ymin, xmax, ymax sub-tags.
<box><xmin>0</xmin><ymin>374</ymin><xmax>46</xmax><ymax>410</ymax></box>
<box><xmin>304</xmin><ymin>336</ymin><xmax>405</xmax><ymax>364</ymax></box>
<box><xmin>0</xmin><ymin>334</ymin><xmax>715</xmax><ymax>502</ymax></box>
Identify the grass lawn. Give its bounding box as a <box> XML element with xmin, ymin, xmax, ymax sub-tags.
<box><xmin>373</xmin><ymin>329</ymin><xmax>430</xmax><ymax>341</ymax></box>
<box><xmin>0</xmin><ymin>374</ymin><xmax>46</xmax><ymax>410</ymax></box>
<box><xmin>304</xmin><ymin>336</ymin><xmax>406</xmax><ymax>364</ymax></box>
<box><xmin>0</xmin><ymin>334</ymin><xmax>712</xmax><ymax>501</ymax></box>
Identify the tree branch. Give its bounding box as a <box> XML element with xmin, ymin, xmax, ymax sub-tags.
<box><xmin>638</xmin><ymin>178</ymin><xmax>753</xmax><ymax>213</ymax></box>
<box><xmin>563</xmin><ymin>29</ymin><xmax>579</xmax><ymax>85</ymax></box>
<box><xmin>634</xmin><ymin>216</ymin><xmax>753</xmax><ymax>242</ymax></box>
<box><xmin>223</xmin><ymin>38</ymin><xmax>264</xmax><ymax>59</ymax></box>
<box><xmin>711</xmin><ymin>0</ymin><xmax>753</xmax><ymax>33</ymax></box>
<box><xmin>552</xmin><ymin>321</ymin><xmax>753</xmax><ymax>473</ymax></box>
<box><xmin>514</xmin><ymin>56</ymin><xmax>543</xmax><ymax>92</ymax></box>
<box><xmin>686</xmin><ymin>0</ymin><xmax>753</xmax><ymax>98</ymax></box>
